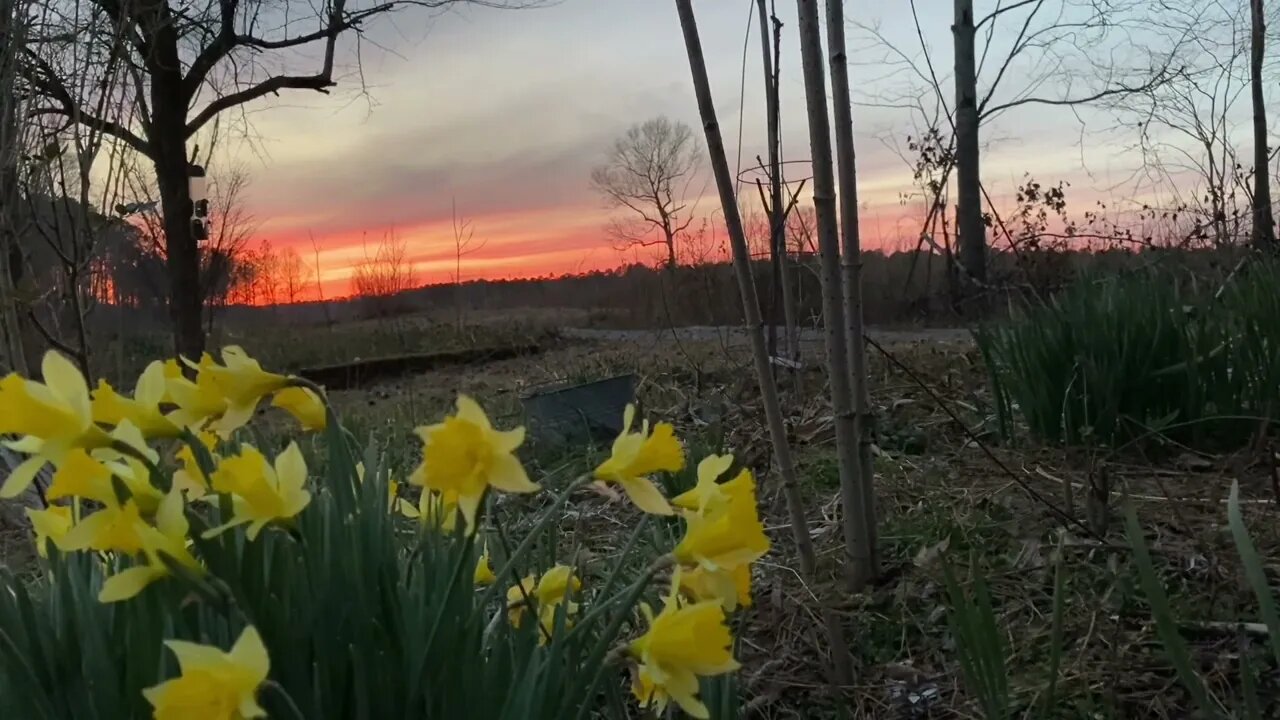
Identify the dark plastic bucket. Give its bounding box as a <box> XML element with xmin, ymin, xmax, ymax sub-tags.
<box><xmin>521</xmin><ymin>374</ymin><xmax>637</xmax><ymax>446</ymax></box>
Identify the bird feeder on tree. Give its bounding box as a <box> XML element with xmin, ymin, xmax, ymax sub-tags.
<box><xmin>189</xmin><ymin>163</ymin><xmax>208</xmax><ymax>242</ymax></box>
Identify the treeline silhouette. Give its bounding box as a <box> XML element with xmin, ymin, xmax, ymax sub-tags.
<box><xmin>234</xmin><ymin>245</ymin><xmax>1243</xmax><ymax>330</ymax></box>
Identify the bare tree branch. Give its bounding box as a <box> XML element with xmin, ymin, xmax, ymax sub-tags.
<box><xmin>975</xmin><ymin>0</ymin><xmax>1042</xmax><ymax>29</ymax></box>
<box><xmin>981</xmin><ymin>73</ymin><xmax>1172</xmax><ymax>120</ymax></box>
<box><xmin>20</xmin><ymin>50</ymin><xmax>150</xmax><ymax>155</ymax></box>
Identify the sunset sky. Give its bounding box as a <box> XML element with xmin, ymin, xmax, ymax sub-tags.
<box><xmin>219</xmin><ymin>1</ymin><xmax>1203</xmax><ymax>299</ymax></box>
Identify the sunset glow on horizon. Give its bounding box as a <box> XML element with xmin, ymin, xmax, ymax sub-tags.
<box><xmin>215</xmin><ymin>2</ymin><xmax>1204</xmax><ymax>304</ymax></box>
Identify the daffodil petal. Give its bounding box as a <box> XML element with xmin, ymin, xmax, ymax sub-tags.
<box><xmin>618</xmin><ymin>477</ymin><xmax>673</xmax><ymax>515</ymax></box>
<box><xmin>41</xmin><ymin>351</ymin><xmax>90</xmax><ymax>420</ymax></box>
<box><xmin>229</xmin><ymin>626</ymin><xmax>270</xmax><ymax>681</ymax></box>
<box><xmin>487</xmin><ymin>452</ymin><xmax>539</xmax><ymax>494</ymax></box>
<box><xmin>213</xmin><ymin>401</ymin><xmax>257</xmax><ymax>438</ymax></box>
<box><xmin>455</xmin><ymin>395</ymin><xmax>492</xmax><ymax>430</ymax></box>
<box><xmin>274</xmin><ymin>442</ymin><xmax>308</xmax><ymax>493</ymax></box>
<box><xmin>0</xmin><ymin>455</ymin><xmax>45</xmax><ymax>499</ymax></box>
<box><xmin>99</xmin><ymin>566</ymin><xmax>165</xmax><ymax>603</ymax></box>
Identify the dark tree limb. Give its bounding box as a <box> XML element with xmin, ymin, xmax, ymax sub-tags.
<box><xmin>187</xmin><ymin>73</ymin><xmax>335</xmax><ymax>137</ymax></box>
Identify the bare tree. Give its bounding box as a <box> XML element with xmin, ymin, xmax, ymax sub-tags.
<box><xmin>793</xmin><ymin>0</ymin><xmax>876</xmax><ymax>590</ymax></box>
<box><xmin>119</xmin><ymin>165</ymin><xmax>257</xmax><ymax>326</ymax></box>
<box><xmin>591</xmin><ymin>116</ymin><xmax>701</xmax><ymax>270</ymax></box>
<box><xmin>7</xmin><ymin>0</ymin><xmax>141</xmax><ymax>379</ymax></box>
<box><xmin>1250</xmin><ymin>0</ymin><xmax>1275</xmax><ymax>247</ymax></box>
<box><xmin>15</xmin><ymin>0</ymin><xmax>546</xmax><ymax>360</ymax></box>
<box><xmin>674</xmin><ymin>0</ymin><xmax>857</xmax><ymax>688</ymax></box>
<box><xmin>755</xmin><ymin>0</ymin><xmax>802</xmax><ymax>371</ymax></box>
<box><xmin>953</xmin><ymin>0</ymin><xmax>984</xmax><ymax>286</ymax></box>
<box><xmin>1111</xmin><ymin>1</ymin><xmax>1276</xmax><ymax>248</ymax></box>
<box><xmin>309</xmin><ymin>232</ymin><xmax>333</xmax><ymax>325</ymax></box>
<box><xmin>862</xmin><ymin>1</ymin><xmax>1172</xmax><ymax>289</ymax></box>
<box><xmin>0</xmin><ymin>0</ymin><xmax>30</xmax><ymax>373</ymax></box>
<box><xmin>351</xmin><ymin>228</ymin><xmax>416</xmax><ymax>315</ymax></box>
<box><xmin>451</xmin><ymin>199</ymin><xmax>485</xmax><ymax>328</ymax></box>
<box><xmin>280</xmin><ymin>247</ymin><xmax>311</xmax><ymax>305</ymax></box>
<box><xmin>827</xmin><ymin>0</ymin><xmax>879</xmax><ymax>581</ymax></box>
<box><xmin>202</xmin><ymin>168</ymin><xmax>257</xmax><ymax>324</ymax></box>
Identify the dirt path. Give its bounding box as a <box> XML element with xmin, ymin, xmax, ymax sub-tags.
<box><xmin>562</xmin><ymin>325</ymin><xmax>974</xmax><ymax>347</ymax></box>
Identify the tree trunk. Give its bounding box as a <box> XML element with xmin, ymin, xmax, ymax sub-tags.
<box><xmin>1251</xmin><ymin>0</ymin><xmax>1276</xmax><ymax>248</ymax></box>
<box><xmin>826</xmin><ymin>0</ymin><xmax>879</xmax><ymax>579</ymax></box>
<box><xmin>0</xmin><ymin>0</ymin><xmax>26</xmax><ymax>375</ymax></box>
<box><xmin>674</xmin><ymin>0</ymin><xmax>853</xmax><ymax>687</ymax></box>
<box><xmin>146</xmin><ymin>12</ymin><xmax>205</xmax><ymax>361</ymax></box>
<box><xmin>759</xmin><ymin>0</ymin><xmax>799</xmax><ymax>372</ymax></box>
<box><xmin>795</xmin><ymin>0</ymin><xmax>875</xmax><ymax>589</ymax></box>
<box><xmin>673</xmin><ymin>0</ymin><xmax>815</xmax><ymax>579</ymax></box>
<box><xmin>953</xmin><ymin>0</ymin><xmax>986</xmax><ymax>288</ymax></box>
<box><xmin>150</xmin><ymin>106</ymin><xmax>204</xmax><ymax>360</ymax></box>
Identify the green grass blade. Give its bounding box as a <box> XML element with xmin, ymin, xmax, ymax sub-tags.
<box><xmin>1226</xmin><ymin>479</ymin><xmax>1280</xmax><ymax>669</ymax></box>
<box><xmin>1122</xmin><ymin>501</ymin><xmax>1222</xmax><ymax>718</ymax></box>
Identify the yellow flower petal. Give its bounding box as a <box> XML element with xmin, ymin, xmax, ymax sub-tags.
<box><xmin>487</xmin><ymin>452</ymin><xmax>539</xmax><ymax>494</ymax></box>
<box><xmin>474</xmin><ymin>547</ymin><xmax>496</xmax><ymax>586</ymax></box>
<box><xmin>628</xmin><ymin>592</ymin><xmax>739</xmax><ymax>719</ymax></box>
<box><xmin>672</xmin><ymin>454</ymin><xmax>735</xmax><ymax>513</ymax></box>
<box><xmin>228</xmin><ymin>626</ymin><xmax>271</xmax><ymax>683</ymax></box>
<box><xmin>617</xmin><ymin>477</ymin><xmax>674</xmax><ymax>516</ymax></box>
<box><xmin>145</xmin><ymin>626</ymin><xmax>269</xmax><ymax>719</ymax></box>
<box><xmin>0</xmin><ymin>454</ymin><xmax>47</xmax><ymax>499</ymax></box>
<box><xmin>25</xmin><ymin>504</ymin><xmax>73</xmax><ymax>558</ymax></box>
<box><xmin>42</xmin><ymin>350</ymin><xmax>90</xmax><ymax>420</ymax></box>
<box><xmin>99</xmin><ymin>566</ymin><xmax>165</xmax><ymax>603</ymax></box>
<box><xmin>271</xmin><ymin>387</ymin><xmax>327</xmax><ymax>431</ymax></box>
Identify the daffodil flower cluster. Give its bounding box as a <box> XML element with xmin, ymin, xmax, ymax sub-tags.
<box><xmin>2</xmin><ymin>348</ymin><xmax>323</xmax><ymax>603</ymax></box>
<box><xmin>3</xmin><ymin>351</ymin><xmax>764</xmax><ymax>719</ymax></box>
<box><xmin>581</xmin><ymin>405</ymin><xmax>768</xmax><ymax>718</ymax></box>
<box><xmin>398</xmin><ymin>396</ymin><xmax>759</xmax><ymax>718</ymax></box>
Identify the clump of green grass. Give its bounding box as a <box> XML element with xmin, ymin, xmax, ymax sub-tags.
<box><xmin>977</xmin><ymin>260</ymin><xmax>1280</xmax><ymax>448</ymax></box>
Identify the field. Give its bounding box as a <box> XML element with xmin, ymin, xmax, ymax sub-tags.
<box><xmin>5</xmin><ymin>305</ymin><xmax>1271</xmax><ymax>718</ymax></box>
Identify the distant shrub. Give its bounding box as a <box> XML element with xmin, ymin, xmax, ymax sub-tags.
<box><xmin>977</xmin><ymin>259</ymin><xmax>1280</xmax><ymax>447</ymax></box>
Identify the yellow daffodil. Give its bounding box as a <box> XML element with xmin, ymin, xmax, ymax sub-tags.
<box><xmin>45</xmin><ymin>448</ymin><xmax>119</xmax><ymax>505</ymax></box>
<box><xmin>45</xmin><ymin>447</ymin><xmax>164</xmax><ymax>515</ymax></box>
<box><xmin>160</xmin><ymin>359</ymin><xmax>183</xmax><ymax>404</ymax></box>
<box><xmin>671</xmin><ymin>454</ymin><xmax>737</xmax><ymax>515</ymax></box>
<box><xmin>173</xmin><ymin>430</ymin><xmax>219</xmax><ymax>499</ymax></box>
<box><xmin>60</xmin><ymin>497</ymin><xmax>148</xmax><ymax>554</ymax></box>
<box><xmin>0</xmin><ymin>351</ymin><xmax>111</xmax><ymax>499</ymax></box>
<box><xmin>474</xmin><ymin>543</ymin><xmax>496</xmax><ymax>586</ymax></box>
<box><xmin>592</xmin><ymin>404</ymin><xmax>683</xmax><ymax>515</ymax></box>
<box><xmin>507</xmin><ymin>564</ymin><xmax>582</xmax><ymax>640</ymax></box>
<box><xmin>91</xmin><ymin>361</ymin><xmax>180</xmax><ymax>438</ymax></box>
<box><xmin>672</xmin><ymin>469</ymin><xmax>769</xmax><ymax>611</ymax></box>
<box><xmin>629</xmin><ymin>575</ymin><xmax>740</xmax><ymax>719</ymax></box>
<box><xmin>99</xmin><ymin>489</ymin><xmax>203</xmax><ymax>603</ymax></box>
<box><xmin>271</xmin><ymin>386</ymin><xmax>327</xmax><ymax>431</ymax></box>
<box><xmin>142</xmin><ymin>625</ymin><xmax>270</xmax><ymax>720</ymax></box>
<box><xmin>26</xmin><ymin>504</ymin><xmax>73</xmax><ymax>558</ymax></box>
<box><xmin>201</xmin><ymin>346</ymin><xmax>291</xmax><ymax>435</ymax></box>
<box><xmin>678</xmin><ymin>563</ymin><xmax>754</xmax><ymax>612</ymax></box>
<box><xmin>415</xmin><ymin>489</ymin><xmax>461</xmax><ymax>532</ymax></box>
<box><xmin>166</xmin><ymin>353</ymin><xmax>231</xmax><ymax>431</ymax></box>
<box><xmin>409</xmin><ymin>395</ymin><xmax>538</xmax><ymax>531</ymax></box>
<box><xmin>206</xmin><ymin>443</ymin><xmax>312</xmax><ymax>540</ymax></box>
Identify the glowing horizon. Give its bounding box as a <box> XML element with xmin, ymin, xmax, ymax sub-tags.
<box><xmin>214</xmin><ymin>1</ymin><xmax>1223</xmax><ymax>305</ymax></box>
